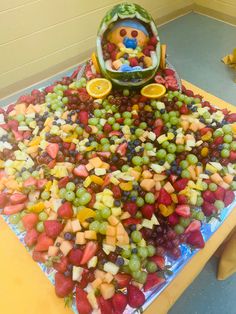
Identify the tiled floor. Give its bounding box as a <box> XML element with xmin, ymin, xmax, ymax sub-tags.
<box><xmin>159</xmin><ymin>13</ymin><xmax>236</xmax><ymax>314</ymax></box>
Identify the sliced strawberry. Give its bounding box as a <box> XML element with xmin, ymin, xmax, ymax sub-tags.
<box><xmin>76</xmin><ymin>286</ymin><xmax>92</xmax><ymax>314</ymax></box>
<box><xmin>185</xmin><ymin>220</ymin><xmax>201</xmax><ymax>233</ymax></box>
<box><xmin>78</xmin><ymin>111</ymin><xmax>89</xmax><ymax>125</ymax></box>
<box><xmin>22</xmin><ymin>213</ymin><xmax>38</xmax><ymax>230</ymax></box>
<box><xmin>116</xmin><ymin>142</ymin><xmax>127</xmax><ymax>156</ymax></box>
<box><xmin>53</xmin><ymin>256</ymin><xmax>68</xmax><ymax>273</ymax></box>
<box><xmin>68</xmin><ymin>248</ymin><xmax>83</xmax><ymax>266</ymax></box>
<box><xmin>141</xmin><ymin>204</ymin><xmax>155</xmax><ymax>219</ymax></box>
<box><xmin>177</xmin><ymin>194</ymin><xmax>188</xmax><ymax>204</ymax></box>
<box><xmin>3</xmin><ymin>203</ymin><xmax>25</xmax><ymax>215</ymax></box>
<box><xmin>112</xmin><ymin>185</ymin><xmax>121</xmax><ymax>199</ymax></box>
<box><xmin>169</xmin><ymin>174</ymin><xmax>178</xmax><ymax>183</ymax></box>
<box><xmin>32</xmin><ymin>250</ymin><xmax>47</xmax><ymax>263</ymax></box>
<box><xmin>214</xmin><ymin>186</ymin><xmax>225</xmax><ymax>201</ymax></box>
<box><xmin>153</xmin><ymin>125</ymin><xmax>163</xmax><ymax>137</ymax></box>
<box><xmin>36</xmin><ymin>179</ymin><xmax>47</xmax><ymax>190</ymax></box>
<box><xmin>0</xmin><ymin>192</ymin><xmax>9</xmax><ymax>207</ymax></box>
<box><xmin>158</xmin><ymin>188</ymin><xmax>172</xmax><ymax>206</ymax></box>
<box><xmin>23</xmin><ymin>131</ymin><xmax>32</xmax><ymax>139</ymax></box>
<box><xmin>55</xmin><ymin>272</ymin><xmax>74</xmax><ymax>298</ymax></box>
<box><xmin>224</xmin><ymin>190</ymin><xmax>235</xmax><ymax>207</ymax></box>
<box><xmin>48</xmin><ymin>159</ymin><xmax>56</xmax><ymax>169</ymax></box>
<box><xmin>97</xmin><ymin>296</ymin><xmax>113</xmax><ymax>314</ymax></box>
<box><xmin>144</xmin><ymin>273</ymin><xmax>165</xmax><ymax>291</ymax></box>
<box><xmin>123</xmin><ymin>217</ymin><xmax>141</xmax><ymax>226</ymax></box>
<box><xmin>103</xmin><ymin>123</ymin><xmax>112</xmax><ymax>133</ymax></box>
<box><xmin>34</xmin><ymin>234</ymin><xmax>54</xmax><ymax>252</ymax></box>
<box><xmin>202</xmin><ymin>190</ymin><xmax>215</xmax><ymax>203</ymax></box>
<box><xmin>6</xmin><ymin>103</ymin><xmax>15</xmax><ymax>114</ymax></box>
<box><xmin>199</xmin><ymin>127</ymin><xmax>212</xmax><ymax>136</ymax></box>
<box><xmin>112</xmin><ymin>293</ymin><xmax>128</xmax><ymax>314</ymax></box>
<box><xmin>58</xmin><ymin>202</ymin><xmax>73</xmax><ymax>219</ymax></box>
<box><xmin>9</xmin><ymin>193</ymin><xmax>27</xmax><ymax>205</ymax></box>
<box><xmin>23</xmin><ymin>177</ymin><xmax>37</xmax><ymax>188</ymax></box>
<box><xmin>12</xmin><ymin>130</ymin><xmax>23</xmax><ymax>141</ymax></box>
<box><xmin>24</xmin><ymin>228</ymin><xmax>39</xmax><ymax>246</ymax></box>
<box><xmin>46</xmin><ymin>143</ymin><xmax>59</xmax><ymax>159</ymax></box>
<box><xmin>123</xmin><ymin>201</ymin><xmax>137</xmax><ymax>217</ymax></box>
<box><xmin>173</xmin><ymin>178</ymin><xmax>189</xmax><ymax>192</ymax></box>
<box><xmin>44</xmin><ymin>220</ymin><xmax>63</xmax><ymax>239</ymax></box>
<box><xmin>186</xmin><ymin>230</ymin><xmax>205</xmax><ymax>248</ymax></box>
<box><xmin>150</xmin><ymin>255</ymin><xmax>165</xmax><ymax>270</ymax></box>
<box><xmin>114</xmin><ymin>273</ymin><xmax>132</xmax><ymax>288</ymax></box>
<box><xmin>127</xmin><ymin>284</ymin><xmax>145</xmax><ymax>308</ymax></box>
<box><xmin>73</xmin><ymin>165</ymin><xmax>88</xmax><ymax>177</ymax></box>
<box><xmin>229</xmin><ymin>151</ymin><xmax>236</xmax><ymax>162</ymax></box>
<box><xmin>226</xmin><ymin>113</ymin><xmax>236</xmax><ymax>123</ymax></box>
<box><xmin>80</xmin><ymin>241</ymin><xmax>98</xmax><ymax>265</ymax></box>
<box><xmin>213</xmin><ymin>136</ymin><xmax>223</xmax><ymax>145</ymax></box>
<box><xmin>175</xmin><ymin>205</ymin><xmax>190</xmax><ymax>218</ymax></box>
<box><xmin>109</xmin><ymin>131</ymin><xmax>122</xmax><ymax>137</ymax></box>
<box><xmin>7</xmin><ymin>120</ymin><xmax>19</xmax><ymax>131</ymax></box>
<box><xmin>168</xmin><ymin>213</ymin><xmax>179</xmax><ymax>226</ymax></box>
<box><xmin>97</xmin><ymin>152</ymin><xmax>111</xmax><ymax>158</ymax></box>
<box><xmin>179</xmin><ymin>104</ymin><xmax>189</xmax><ymax>114</ymax></box>
<box><xmin>58</xmin><ymin>176</ymin><xmax>70</xmax><ymax>189</ymax></box>
<box><xmin>202</xmin><ymin>201</ymin><xmax>217</xmax><ymax>216</ymax></box>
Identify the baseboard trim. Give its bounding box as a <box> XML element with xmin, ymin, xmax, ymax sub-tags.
<box><xmin>156</xmin><ymin>4</ymin><xmax>194</xmax><ymax>26</ymax></box>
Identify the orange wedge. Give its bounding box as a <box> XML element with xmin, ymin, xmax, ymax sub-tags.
<box><xmin>91</xmin><ymin>52</ymin><xmax>101</xmax><ymax>74</ymax></box>
<box><xmin>86</xmin><ymin>78</ymin><xmax>112</xmax><ymax>98</ymax></box>
<box><xmin>141</xmin><ymin>83</ymin><xmax>166</xmax><ymax>99</ymax></box>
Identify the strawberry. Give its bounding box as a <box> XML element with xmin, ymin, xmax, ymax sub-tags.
<box><xmin>97</xmin><ymin>152</ymin><xmax>111</xmax><ymax>158</ymax></box>
<box><xmin>0</xmin><ymin>123</ymin><xmax>9</xmax><ymax>131</ymax></box>
<box><xmin>214</xmin><ymin>186</ymin><xmax>225</xmax><ymax>201</ymax></box>
<box><xmin>229</xmin><ymin>151</ymin><xmax>236</xmax><ymax>162</ymax></box>
<box><xmin>55</xmin><ymin>272</ymin><xmax>74</xmax><ymax>298</ymax></box>
<box><xmin>177</xmin><ymin>194</ymin><xmax>188</xmax><ymax>204</ymax></box>
<box><xmin>107</xmin><ymin>42</ymin><xmax>116</xmax><ymax>53</ymax></box>
<box><xmin>153</xmin><ymin>125</ymin><xmax>162</xmax><ymax>137</ymax></box>
<box><xmin>80</xmin><ymin>241</ymin><xmax>98</xmax><ymax>265</ymax></box>
<box><xmin>169</xmin><ymin>174</ymin><xmax>178</xmax><ymax>183</ymax></box>
<box><xmin>226</xmin><ymin>113</ymin><xmax>236</xmax><ymax>123</ymax></box>
<box><xmin>173</xmin><ymin>178</ymin><xmax>188</xmax><ymax>191</ymax></box>
<box><xmin>186</xmin><ymin>230</ymin><xmax>205</xmax><ymax>248</ymax></box>
<box><xmin>148</xmin><ymin>36</ymin><xmax>158</xmax><ymax>46</ymax></box>
<box><xmin>44</xmin><ymin>220</ymin><xmax>63</xmax><ymax>238</ymax></box>
<box><xmin>179</xmin><ymin>104</ymin><xmax>189</xmax><ymax>115</ymax></box>
<box><xmin>58</xmin><ymin>202</ymin><xmax>73</xmax><ymax>219</ymax></box>
<box><xmin>185</xmin><ymin>89</ymin><xmax>194</xmax><ymax>97</ymax></box>
<box><xmin>185</xmin><ymin>220</ymin><xmax>201</xmax><ymax>233</ymax></box>
<box><xmin>36</xmin><ymin>179</ymin><xmax>47</xmax><ymax>190</ymax></box>
<box><xmin>143</xmin><ymin>48</ymin><xmax>150</xmax><ymax>56</ymax></box>
<box><xmin>175</xmin><ymin>205</ymin><xmax>190</xmax><ymax>218</ymax></box>
<box><xmin>163</xmin><ymin>68</ymin><xmax>175</xmax><ymax>76</ymax></box>
<box><xmin>129</xmin><ymin>57</ymin><xmax>139</xmax><ymax>67</ymax></box>
<box><xmin>127</xmin><ymin>284</ymin><xmax>145</xmax><ymax>308</ymax></box>
<box><xmin>213</xmin><ymin>136</ymin><xmax>223</xmax><ymax>145</ymax></box>
<box><xmin>0</xmin><ymin>192</ymin><xmax>9</xmax><ymax>207</ymax></box>
<box><xmin>141</xmin><ymin>204</ymin><xmax>155</xmax><ymax>219</ymax></box>
<box><xmin>97</xmin><ymin>296</ymin><xmax>113</xmax><ymax>314</ymax></box>
<box><xmin>112</xmin><ymin>185</ymin><xmax>121</xmax><ymax>199</ymax></box>
<box><xmin>114</xmin><ymin>273</ymin><xmax>132</xmax><ymax>288</ymax></box>
<box><xmin>7</xmin><ymin>120</ymin><xmax>19</xmax><ymax>131</ymax></box>
<box><xmin>150</xmin><ymin>255</ymin><xmax>165</xmax><ymax>270</ymax></box>
<box><xmin>23</xmin><ymin>131</ymin><xmax>32</xmax><ymax>139</ymax></box>
<box><xmin>9</xmin><ymin>193</ymin><xmax>27</xmax><ymax>205</ymax></box>
<box><xmin>44</xmin><ymin>85</ymin><xmax>55</xmax><ymax>93</ymax></box>
<box><xmin>34</xmin><ymin>234</ymin><xmax>54</xmax><ymax>251</ymax></box>
<box><xmin>12</xmin><ymin>130</ymin><xmax>23</xmax><ymax>141</ymax></box>
<box><xmin>123</xmin><ymin>217</ymin><xmax>141</xmax><ymax>226</ymax></box>
<box><xmin>22</xmin><ymin>213</ymin><xmax>38</xmax><ymax>230</ymax></box>
<box><xmin>46</xmin><ymin>143</ymin><xmax>59</xmax><ymax>159</ymax></box>
<box><xmin>53</xmin><ymin>256</ymin><xmax>68</xmax><ymax>273</ymax></box>
<box><xmin>144</xmin><ymin>273</ymin><xmax>165</xmax><ymax>292</ymax></box>
<box><xmin>24</xmin><ymin>228</ymin><xmax>39</xmax><ymax>246</ymax></box>
<box><xmin>168</xmin><ymin>213</ymin><xmax>179</xmax><ymax>225</ymax></box>
<box><xmin>224</xmin><ymin>190</ymin><xmax>235</xmax><ymax>207</ymax></box>
<box><xmin>202</xmin><ymin>201</ymin><xmax>217</xmax><ymax>216</ymax></box>
<box><xmin>158</xmin><ymin>188</ymin><xmax>172</xmax><ymax>206</ymax></box>
<box><xmin>3</xmin><ymin>203</ymin><xmax>25</xmax><ymax>215</ymax></box>
<box><xmin>199</xmin><ymin>127</ymin><xmax>212</xmax><ymax>136</ymax></box>
<box><xmin>73</xmin><ymin>165</ymin><xmax>88</xmax><ymax>177</ymax></box>
<box><xmin>78</xmin><ymin>111</ymin><xmax>89</xmax><ymax>125</ymax></box>
<box><xmin>68</xmin><ymin>248</ymin><xmax>83</xmax><ymax>266</ymax></box>
<box><xmin>112</xmin><ymin>293</ymin><xmax>128</xmax><ymax>313</ymax></box>
<box><xmin>6</xmin><ymin>103</ymin><xmax>15</xmax><ymax>114</ymax></box>
<box><xmin>202</xmin><ymin>190</ymin><xmax>215</xmax><ymax>203</ymax></box>
<box><xmin>123</xmin><ymin>201</ymin><xmax>137</xmax><ymax>217</ymax></box>
<box><xmin>77</xmin><ymin>269</ymin><xmax>92</xmax><ymax>289</ymax></box>
<box><xmin>103</xmin><ymin>123</ymin><xmax>112</xmax><ymax>133</ymax></box>
<box><xmin>23</xmin><ymin>177</ymin><xmax>37</xmax><ymax>188</ymax></box>
<box><xmin>116</xmin><ymin>142</ymin><xmax>128</xmax><ymax>156</ymax></box>
<box><xmin>76</xmin><ymin>287</ymin><xmax>92</xmax><ymax>314</ymax></box>
<box><xmin>48</xmin><ymin>159</ymin><xmax>56</xmax><ymax>169</ymax></box>
<box><xmin>32</xmin><ymin>250</ymin><xmax>47</xmax><ymax>263</ymax></box>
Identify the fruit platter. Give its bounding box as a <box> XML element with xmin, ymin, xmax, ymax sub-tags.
<box><xmin>1</xmin><ymin>3</ymin><xmax>236</xmax><ymax>314</ymax></box>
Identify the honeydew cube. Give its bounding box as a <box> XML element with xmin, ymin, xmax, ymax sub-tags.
<box><xmin>76</xmin><ymin>232</ymin><xmax>86</xmax><ymax>245</ymax></box>
<box><xmin>102</xmin><ymin>243</ymin><xmax>116</xmax><ymax>255</ymax></box>
<box><xmin>148</xmin><ymin>131</ymin><xmax>156</xmax><ymax>141</ymax></box>
<box><xmin>71</xmin><ymin>219</ymin><xmax>82</xmax><ymax>232</ymax></box>
<box><xmin>111</xmin><ymin>207</ymin><xmax>122</xmax><ymax>217</ymax></box>
<box><xmin>91</xmin><ymin>278</ymin><xmax>103</xmax><ymax>289</ymax></box>
<box><xmin>48</xmin><ymin>246</ymin><xmax>59</xmax><ymax>257</ymax></box>
<box><xmin>95</xmin><ymin>168</ymin><xmax>106</xmax><ymax>176</ymax></box>
<box><xmin>60</xmin><ymin>241</ymin><xmax>73</xmax><ymax>256</ymax></box>
<box><xmin>110</xmin><ymin>176</ymin><xmax>120</xmax><ymax>185</ymax></box>
<box><xmin>157</xmin><ymin>134</ymin><xmax>168</xmax><ymax>144</ymax></box>
<box><xmin>93</xmin><ymin>202</ymin><xmax>106</xmax><ymax>210</ymax></box>
<box><xmin>88</xmin><ymin>256</ymin><xmax>98</xmax><ymax>268</ymax></box>
<box><xmin>102</xmin><ymin>195</ymin><xmax>114</xmax><ymax>208</ymax></box>
<box><xmin>104</xmin><ymin>262</ymin><xmax>119</xmax><ymax>275</ymax></box>
<box><xmin>84</xmin><ymin>230</ymin><xmax>97</xmax><ymax>240</ymax></box>
<box><xmin>72</xmin><ymin>266</ymin><xmax>83</xmax><ymax>281</ymax></box>
<box><xmin>150</xmin><ymin>164</ymin><xmax>165</xmax><ymax>173</ymax></box>
<box><xmin>83</xmin><ymin>176</ymin><xmax>92</xmax><ymax>188</ymax></box>
<box><xmin>142</xmin><ymin>219</ymin><xmax>153</xmax><ymax>229</ymax></box>
<box><xmin>87</xmin><ymin>292</ymin><xmax>99</xmax><ymax>310</ymax></box>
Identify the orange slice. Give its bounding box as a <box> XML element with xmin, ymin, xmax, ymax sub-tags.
<box><xmin>86</xmin><ymin>78</ymin><xmax>112</xmax><ymax>98</ymax></box>
<box><xmin>141</xmin><ymin>83</ymin><xmax>166</xmax><ymax>99</ymax></box>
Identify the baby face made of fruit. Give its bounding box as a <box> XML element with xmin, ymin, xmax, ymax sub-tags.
<box><xmin>103</xmin><ymin>19</ymin><xmax>158</xmax><ymax>72</ymax></box>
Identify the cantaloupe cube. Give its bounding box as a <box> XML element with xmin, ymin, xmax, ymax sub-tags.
<box><xmin>48</xmin><ymin>246</ymin><xmax>59</xmax><ymax>257</ymax></box>
<box><xmin>210</xmin><ymin>173</ymin><xmax>223</xmax><ymax>184</ymax></box>
<box><xmin>181</xmin><ymin>120</ymin><xmax>189</xmax><ymax>131</ymax></box>
<box><xmin>106</xmin><ymin>225</ymin><xmax>116</xmax><ymax>237</ymax></box>
<box><xmin>81</xmin><ymin>221</ymin><xmax>89</xmax><ymax>229</ymax></box>
<box><xmin>86</xmin><ymin>163</ymin><xmax>94</xmax><ymax>171</ymax></box>
<box><xmin>120</xmin><ymin>212</ymin><xmax>131</xmax><ymax>220</ymax></box>
<box><xmin>63</xmin><ymin>220</ymin><xmax>73</xmax><ymax>233</ymax></box>
<box><xmin>155</xmin><ymin>182</ymin><xmax>162</xmax><ymax>191</ymax></box>
<box><xmin>100</xmin><ymin>283</ymin><xmax>115</xmax><ymax>300</ymax></box>
<box><xmin>76</xmin><ymin>232</ymin><xmax>86</xmax><ymax>245</ymax></box>
<box><xmin>71</xmin><ymin>219</ymin><xmax>82</xmax><ymax>232</ymax></box>
<box><xmin>103</xmin><ymin>272</ymin><xmax>114</xmax><ymax>284</ymax></box>
<box><xmin>105</xmin><ymin>236</ymin><xmax>116</xmax><ymax>246</ymax></box>
<box><xmin>90</xmin><ymin>157</ymin><xmax>103</xmax><ymax>168</ymax></box>
<box><xmin>223</xmin><ymin>174</ymin><xmax>234</xmax><ymax>184</ymax></box>
<box><xmin>163</xmin><ymin>182</ymin><xmax>175</xmax><ymax>194</ymax></box>
<box><xmin>91</xmin><ymin>278</ymin><xmax>103</xmax><ymax>289</ymax></box>
<box><xmin>196</xmin><ymin>165</ymin><xmax>203</xmax><ymax>176</ymax></box>
<box><xmin>112</xmin><ymin>59</ymin><xmax>122</xmax><ymax>70</ymax></box>
<box><xmin>108</xmin><ymin>215</ymin><xmax>119</xmax><ymax>225</ymax></box>
<box><xmin>60</xmin><ymin>241</ymin><xmax>73</xmax><ymax>256</ymax></box>
<box><xmin>140</xmin><ymin>179</ymin><xmax>155</xmax><ymax>191</ymax></box>
<box><xmin>188</xmin><ymin>165</ymin><xmax>196</xmax><ymax>180</ymax></box>
<box><xmin>189</xmin><ymin>123</ymin><xmax>198</xmax><ymax>132</ymax></box>
<box><xmin>221</xmin><ymin>182</ymin><xmax>230</xmax><ymax>189</ymax></box>
<box><xmin>176</xmin><ymin>136</ymin><xmax>185</xmax><ymax>145</ymax></box>
<box><xmin>101</xmin><ymin>162</ymin><xmax>110</xmax><ymax>170</ymax></box>
<box><xmin>142</xmin><ymin>170</ymin><xmax>153</xmax><ymax>179</ymax></box>
<box><xmin>48</xmin><ymin>211</ymin><xmax>58</xmax><ymax>220</ymax></box>
<box><xmin>116</xmin><ymin>223</ymin><xmax>125</xmax><ymax>236</ymax></box>
<box><xmin>153</xmin><ymin>174</ymin><xmax>166</xmax><ymax>181</ymax></box>
<box><xmin>84</xmin><ymin>230</ymin><xmax>97</xmax><ymax>240</ymax></box>
<box><xmin>95</xmin><ymin>270</ymin><xmax>106</xmax><ymax>280</ymax></box>
<box><xmin>129</xmin><ymin>169</ymin><xmax>141</xmax><ymax>180</ymax></box>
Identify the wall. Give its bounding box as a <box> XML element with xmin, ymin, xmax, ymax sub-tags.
<box><xmin>195</xmin><ymin>0</ymin><xmax>236</xmax><ymax>18</ymax></box>
<box><xmin>0</xmin><ymin>0</ymin><xmax>193</xmax><ymax>97</ymax></box>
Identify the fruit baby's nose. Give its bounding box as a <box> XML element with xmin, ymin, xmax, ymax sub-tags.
<box><xmin>123</xmin><ymin>37</ymin><xmax>137</xmax><ymax>49</ymax></box>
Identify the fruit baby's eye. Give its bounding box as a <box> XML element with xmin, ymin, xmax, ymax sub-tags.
<box><xmin>131</xmin><ymin>30</ymin><xmax>138</xmax><ymax>38</ymax></box>
<box><xmin>120</xmin><ymin>29</ymin><xmax>127</xmax><ymax>37</ymax></box>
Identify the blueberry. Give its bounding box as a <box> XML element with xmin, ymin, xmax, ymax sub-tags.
<box><xmin>131</xmin><ymin>248</ymin><xmax>138</xmax><ymax>254</ymax></box>
<box><xmin>205</xmin><ymin>170</ymin><xmax>212</xmax><ymax>175</ymax></box>
<box><xmin>192</xmin><ymin>106</ymin><xmax>197</xmax><ymax>112</ymax></box>
<box><xmin>159</xmin><ymin>160</ymin><xmax>165</xmax><ymax>165</ymax></box>
<box><xmin>116</xmin><ymin>257</ymin><xmax>124</xmax><ymax>266</ymax></box>
<box><xmin>160</xmin><ymin>109</ymin><xmax>165</xmax><ymax>114</ymax></box>
<box><xmin>64</xmin><ymin>232</ymin><xmax>73</xmax><ymax>240</ymax></box>
<box><xmin>166</xmin><ymin>169</ymin><xmax>171</xmax><ymax>175</ymax></box>
<box><xmin>114</xmin><ymin>200</ymin><xmax>121</xmax><ymax>207</ymax></box>
<box><xmin>130</xmin><ymin>196</ymin><xmax>137</xmax><ymax>202</ymax></box>
<box><xmin>134</xmin><ymin>139</ymin><xmax>141</xmax><ymax>146</ymax></box>
<box><xmin>130</xmin><ymin>224</ymin><xmax>136</xmax><ymax>231</ymax></box>
<box><xmin>123</xmin><ymin>191</ymin><xmax>130</xmax><ymax>197</ymax></box>
<box><xmin>199</xmin><ymin>117</ymin><xmax>205</xmax><ymax>123</ymax></box>
<box><xmin>67</xmin><ymin>264</ymin><xmax>73</xmax><ymax>271</ymax></box>
<box><xmin>218</xmin><ymin>144</ymin><xmax>223</xmax><ymax>151</ymax></box>
<box><xmin>64</xmin><ymin>270</ymin><xmax>71</xmax><ymax>277</ymax></box>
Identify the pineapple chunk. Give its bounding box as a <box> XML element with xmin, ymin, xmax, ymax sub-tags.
<box><xmin>89</xmin><ymin>157</ymin><xmax>103</xmax><ymax>168</ymax></box>
<box><xmin>111</xmin><ymin>207</ymin><xmax>122</xmax><ymax>217</ymax></box>
<box><xmin>103</xmin><ymin>262</ymin><xmax>119</xmax><ymax>275</ymax></box>
<box><xmin>48</xmin><ymin>246</ymin><xmax>59</xmax><ymax>257</ymax></box>
<box><xmin>71</xmin><ymin>219</ymin><xmax>82</xmax><ymax>232</ymax></box>
<box><xmin>95</xmin><ymin>269</ymin><xmax>106</xmax><ymax>280</ymax></box>
<box><xmin>60</xmin><ymin>241</ymin><xmax>73</xmax><ymax>256</ymax></box>
<box><xmin>76</xmin><ymin>232</ymin><xmax>86</xmax><ymax>245</ymax></box>
<box><xmin>84</xmin><ymin>230</ymin><xmax>97</xmax><ymax>240</ymax></box>
<box><xmin>105</xmin><ymin>236</ymin><xmax>116</xmax><ymax>246</ymax></box>
<box><xmin>91</xmin><ymin>278</ymin><xmax>103</xmax><ymax>289</ymax></box>
<box><xmin>102</xmin><ymin>195</ymin><xmax>114</xmax><ymax>207</ymax></box>
<box><xmin>103</xmin><ymin>272</ymin><xmax>114</xmax><ymax>284</ymax></box>
<box><xmin>140</xmin><ymin>179</ymin><xmax>155</xmax><ymax>191</ymax></box>
<box><xmin>102</xmin><ymin>243</ymin><xmax>116</xmax><ymax>255</ymax></box>
<box><xmin>88</xmin><ymin>256</ymin><xmax>98</xmax><ymax>268</ymax></box>
<box><xmin>100</xmin><ymin>283</ymin><xmax>115</xmax><ymax>300</ymax></box>
<box><xmin>120</xmin><ymin>212</ymin><xmax>131</xmax><ymax>220</ymax></box>
<box><xmin>62</xmin><ymin>220</ymin><xmax>73</xmax><ymax>233</ymax></box>
<box><xmin>72</xmin><ymin>266</ymin><xmax>83</xmax><ymax>281</ymax></box>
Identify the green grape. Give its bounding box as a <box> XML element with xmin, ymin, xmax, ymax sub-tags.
<box><xmin>88</xmin><ymin>118</ymin><xmax>99</xmax><ymax>125</ymax></box>
<box><xmin>179</xmin><ymin>160</ymin><xmax>189</xmax><ymax>169</ymax></box>
<box><xmin>101</xmin><ymin>207</ymin><xmax>111</xmax><ymax>219</ymax></box>
<box><xmin>177</xmin><ymin>145</ymin><xmax>185</xmax><ymax>153</ymax></box>
<box><xmin>145</xmin><ymin>143</ymin><xmax>154</xmax><ymax>151</ymax></box>
<box><xmin>230</xmin><ymin>181</ymin><xmax>236</xmax><ymax>191</ymax></box>
<box><xmin>123</xmin><ymin>111</ymin><xmax>132</xmax><ymax>119</ymax></box>
<box><xmin>174</xmin><ymin>224</ymin><xmax>185</xmax><ymax>234</ymax></box>
<box><xmin>66</xmin><ymin>182</ymin><xmax>76</xmax><ymax>191</ymax></box>
<box><xmin>65</xmin><ymin>191</ymin><xmax>75</xmax><ymax>201</ymax></box>
<box><xmin>122</xmin><ymin>248</ymin><xmax>131</xmax><ymax>259</ymax></box>
<box><xmin>186</xmin><ymin>154</ymin><xmax>198</xmax><ymax>165</ymax></box>
<box><xmin>112</xmin><ymin>123</ymin><xmax>120</xmax><ymax>130</ymax></box>
<box><xmin>76</xmin><ymin>187</ymin><xmax>86</xmax><ymax>197</ymax></box>
<box><xmin>99</xmin><ymin>222</ymin><xmax>108</xmax><ymax>235</ymax></box>
<box><xmin>75</xmin><ymin>126</ymin><xmax>83</xmax><ymax>135</ymax></box>
<box><xmin>145</xmin><ymin>192</ymin><xmax>155</xmax><ymax>204</ymax></box>
<box><xmin>224</xmin><ymin>134</ymin><xmax>233</xmax><ymax>143</ymax></box>
<box><xmin>39</xmin><ymin>212</ymin><xmax>48</xmax><ymax>221</ymax></box>
<box><xmin>136</xmin><ymin>271</ymin><xmax>147</xmax><ymax>284</ymax></box>
<box><xmin>213</xmin><ymin>129</ymin><xmax>223</xmax><ymax>137</ymax></box>
<box><xmin>170</xmin><ymin>117</ymin><xmax>179</xmax><ymax>125</ymax></box>
<box><xmin>89</xmin><ymin>221</ymin><xmax>100</xmax><ymax>232</ymax></box>
<box><xmin>214</xmin><ymin>200</ymin><xmax>224</xmax><ymax>210</ymax></box>
<box><xmin>137</xmin><ymin>247</ymin><xmax>148</xmax><ymax>259</ymax></box>
<box><xmin>108</xmin><ymin>117</ymin><xmax>115</xmax><ymax>125</ymax></box>
<box><xmin>221</xmin><ymin>149</ymin><xmax>230</xmax><ymax>158</ymax></box>
<box><xmin>132</xmin><ymin>156</ymin><xmax>143</xmax><ymax>166</ymax></box>
<box><xmin>79</xmin><ymin>193</ymin><xmax>91</xmax><ymax>205</ymax></box>
<box><xmin>123</xmin><ymin>89</ymin><xmax>130</xmax><ymax>96</ymax></box>
<box><xmin>128</xmin><ymin>259</ymin><xmax>141</xmax><ymax>272</ymax></box>
<box><xmin>73</xmin><ymin>198</ymin><xmax>81</xmax><ymax>207</ymax></box>
<box><xmin>136</xmin><ymin>197</ymin><xmax>144</xmax><ymax>207</ymax></box>
<box><xmin>209</xmin><ymin>183</ymin><xmax>217</xmax><ymax>191</ymax></box>
<box><xmin>9</xmin><ymin>213</ymin><xmax>21</xmax><ymax>224</ymax></box>
<box><xmin>181</xmin><ymin>169</ymin><xmax>191</xmax><ymax>179</ymax></box>
<box><xmin>139</xmin><ymin>122</ymin><xmax>147</xmax><ymax>129</ymax></box>
<box><xmin>131</xmin><ymin>230</ymin><xmax>142</xmax><ymax>243</ymax></box>
<box><xmin>100</xmin><ymin>138</ymin><xmax>109</xmax><ymax>145</ymax></box>
<box><xmin>94</xmin><ymin>109</ymin><xmax>102</xmax><ymax>118</ymax></box>
<box><xmin>147</xmin><ymin>245</ymin><xmax>156</xmax><ymax>257</ymax></box>
<box><xmin>230</xmin><ymin>142</ymin><xmax>236</xmax><ymax>151</ymax></box>
<box><xmin>121</xmin><ymin>165</ymin><xmax>129</xmax><ymax>172</ymax></box>
<box><xmin>167</xmin><ymin>143</ymin><xmax>177</xmax><ymax>153</ymax></box>
<box><xmin>166</xmin><ymin>153</ymin><xmax>175</xmax><ymax>164</ymax></box>
<box><xmin>36</xmin><ymin>222</ymin><xmax>44</xmax><ymax>233</ymax></box>
<box><xmin>41</xmin><ymin>191</ymin><xmax>50</xmax><ymax>200</ymax></box>
<box><xmin>201</xmin><ymin>182</ymin><xmax>208</xmax><ymax>191</ymax></box>
<box><xmin>146</xmin><ymin>261</ymin><xmax>158</xmax><ymax>273</ymax></box>
<box><xmin>196</xmin><ymin>211</ymin><xmax>205</xmax><ymax>221</ymax></box>
<box><xmin>156</xmin><ymin>149</ymin><xmax>167</xmax><ymax>159</ymax></box>
<box><xmin>22</xmin><ymin>171</ymin><xmax>31</xmax><ymax>180</ymax></box>
<box><xmin>32</xmin><ymin>170</ymin><xmax>39</xmax><ymax>178</ymax></box>
<box><xmin>179</xmin><ymin>217</ymin><xmax>191</xmax><ymax>228</ymax></box>
<box><xmin>59</xmin><ymin>188</ymin><xmax>66</xmax><ymax>198</ymax></box>
<box><xmin>135</xmin><ymin>128</ymin><xmax>144</xmax><ymax>137</ymax></box>
<box><xmin>142</xmin><ymin>156</ymin><xmax>150</xmax><ymax>164</ymax></box>
<box><xmin>222</xmin><ymin>124</ymin><xmax>232</xmax><ymax>134</ymax></box>
<box><xmin>196</xmin><ymin>196</ymin><xmax>203</xmax><ymax>206</ymax></box>
<box><xmin>16</xmin><ymin>114</ymin><xmax>25</xmax><ymax>122</ymax></box>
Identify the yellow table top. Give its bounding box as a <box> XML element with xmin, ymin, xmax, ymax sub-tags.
<box><xmin>0</xmin><ymin>80</ymin><xmax>235</xmax><ymax>314</ymax></box>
